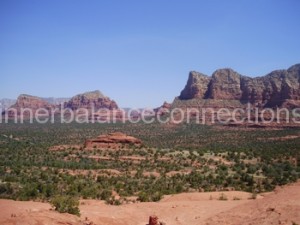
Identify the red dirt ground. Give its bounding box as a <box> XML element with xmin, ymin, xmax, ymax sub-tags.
<box><xmin>0</xmin><ymin>181</ymin><xmax>299</xmax><ymax>225</ymax></box>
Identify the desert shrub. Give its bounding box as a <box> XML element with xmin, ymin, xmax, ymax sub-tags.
<box><xmin>50</xmin><ymin>195</ymin><xmax>80</xmax><ymax>216</ymax></box>
<box><xmin>100</xmin><ymin>189</ymin><xmax>112</xmax><ymax>201</ymax></box>
<box><xmin>106</xmin><ymin>196</ymin><xmax>121</xmax><ymax>205</ymax></box>
<box><xmin>0</xmin><ymin>182</ymin><xmax>14</xmax><ymax>197</ymax></box>
<box><xmin>218</xmin><ymin>193</ymin><xmax>228</xmax><ymax>201</ymax></box>
<box><xmin>137</xmin><ymin>191</ymin><xmax>162</xmax><ymax>202</ymax></box>
<box><xmin>1</xmin><ymin>121</ymin><xmax>300</xmax><ymax>202</ymax></box>
<box><xmin>18</xmin><ymin>183</ymin><xmax>39</xmax><ymax>201</ymax></box>
<box><xmin>138</xmin><ymin>191</ymin><xmax>150</xmax><ymax>202</ymax></box>
<box><xmin>151</xmin><ymin>191</ymin><xmax>163</xmax><ymax>202</ymax></box>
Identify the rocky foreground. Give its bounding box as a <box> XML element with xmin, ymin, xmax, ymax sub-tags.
<box><xmin>0</xmin><ymin>181</ymin><xmax>299</xmax><ymax>225</ymax></box>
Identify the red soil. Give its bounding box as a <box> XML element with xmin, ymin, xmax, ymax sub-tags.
<box><xmin>0</xmin><ymin>181</ymin><xmax>299</xmax><ymax>225</ymax></box>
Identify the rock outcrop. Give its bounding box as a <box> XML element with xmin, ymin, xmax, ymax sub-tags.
<box><xmin>179</xmin><ymin>64</ymin><xmax>300</xmax><ymax>108</ymax></box>
<box><xmin>180</xmin><ymin>71</ymin><xmax>211</xmax><ymax>99</ymax></box>
<box><xmin>155</xmin><ymin>101</ymin><xmax>172</xmax><ymax>115</ymax></box>
<box><xmin>148</xmin><ymin>215</ymin><xmax>165</xmax><ymax>225</ymax></box>
<box><xmin>85</xmin><ymin>132</ymin><xmax>142</xmax><ymax>149</ymax></box>
<box><xmin>2</xmin><ymin>90</ymin><xmax>119</xmax><ymax>119</ymax></box>
<box><xmin>3</xmin><ymin>94</ymin><xmax>54</xmax><ymax>117</ymax></box>
<box><xmin>149</xmin><ymin>215</ymin><xmax>159</xmax><ymax>225</ymax></box>
<box><xmin>64</xmin><ymin>90</ymin><xmax>118</xmax><ymax>110</ymax></box>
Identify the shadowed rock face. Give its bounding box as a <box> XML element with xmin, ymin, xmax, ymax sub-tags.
<box><xmin>180</xmin><ymin>71</ymin><xmax>211</xmax><ymax>99</ymax></box>
<box><xmin>179</xmin><ymin>64</ymin><xmax>300</xmax><ymax>108</ymax></box>
<box><xmin>64</xmin><ymin>90</ymin><xmax>118</xmax><ymax>110</ymax></box>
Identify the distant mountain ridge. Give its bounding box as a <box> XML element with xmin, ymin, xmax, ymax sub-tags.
<box><xmin>2</xmin><ymin>90</ymin><xmax>118</xmax><ymax>116</ymax></box>
<box><xmin>178</xmin><ymin>64</ymin><xmax>300</xmax><ymax>108</ymax></box>
<box><xmin>0</xmin><ymin>99</ymin><xmax>16</xmax><ymax>112</ymax></box>
<box><xmin>0</xmin><ymin>97</ymin><xmax>69</xmax><ymax>113</ymax></box>
<box><xmin>2</xmin><ymin>90</ymin><xmax>118</xmax><ymax>117</ymax></box>
<box><xmin>2</xmin><ymin>64</ymin><xmax>300</xmax><ymax>116</ymax></box>
<box><xmin>2</xmin><ymin>94</ymin><xmax>54</xmax><ymax>117</ymax></box>
<box><xmin>42</xmin><ymin>97</ymin><xmax>70</xmax><ymax>105</ymax></box>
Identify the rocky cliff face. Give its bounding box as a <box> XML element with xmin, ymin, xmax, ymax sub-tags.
<box><xmin>180</xmin><ymin>71</ymin><xmax>211</xmax><ymax>99</ymax></box>
<box><xmin>207</xmin><ymin>69</ymin><xmax>243</xmax><ymax>100</ymax></box>
<box><xmin>64</xmin><ymin>90</ymin><xmax>118</xmax><ymax>110</ymax></box>
<box><xmin>179</xmin><ymin>64</ymin><xmax>300</xmax><ymax>108</ymax></box>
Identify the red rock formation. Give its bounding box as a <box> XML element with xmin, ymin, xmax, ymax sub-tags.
<box><xmin>3</xmin><ymin>94</ymin><xmax>54</xmax><ymax>117</ymax></box>
<box><xmin>155</xmin><ymin>101</ymin><xmax>172</xmax><ymax>115</ymax></box>
<box><xmin>207</xmin><ymin>69</ymin><xmax>243</xmax><ymax>100</ymax></box>
<box><xmin>85</xmin><ymin>132</ymin><xmax>142</xmax><ymax>149</ymax></box>
<box><xmin>64</xmin><ymin>90</ymin><xmax>118</xmax><ymax>110</ymax></box>
<box><xmin>148</xmin><ymin>215</ymin><xmax>166</xmax><ymax>225</ymax></box>
<box><xmin>149</xmin><ymin>215</ymin><xmax>159</xmax><ymax>225</ymax></box>
<box><xmin>179</xmin><ymin>64</ymin><xmax>300</xmax><ymax>108</ymax></box>
<box><xmin>2</xmin><ymin>90</ymin><xmax>120</xmax><ymax>120</ymax></box>
<box><xmin>180</xmin><ymin>71</ymin><xmax>211</xmax><ymax>99</ymax></box>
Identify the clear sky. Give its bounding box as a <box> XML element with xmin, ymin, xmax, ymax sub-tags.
<box><xmin>1</xmin><ymin>0</ymin><xmax>299</xmax><ymax>108</ymax></box>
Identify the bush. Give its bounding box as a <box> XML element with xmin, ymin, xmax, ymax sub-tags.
<box><xmin>138</xmin><ymin>191</ymin><xmax>150</xmax><ymax>202</ymax></box>
<box><xmin>151</xmin><ymin>191</ymin><xmax>163</xmax><ymax>202</ymax></box>
<box><xmin>138</xmin><ymin>191</ymin><xmax>162</xmax><ymax>202</ymax></box>
<box><xmin>0</xmin><ymin>183</ymin><xmax>12</xmax><ymax>194</ymax></box>
<box><xmin>50</xmin><ymin>195</ymin><xmax>80</xmax><ymax>216</ymax></box>
<box><xmin>100</xmin><ymin>189</ymin><xmax>112</xmax><ymax>201</ymax></box>
<box><xmin>218</xmin><ymin>193</ymin><xmax>228</xmax><ymax>201</ymax></box>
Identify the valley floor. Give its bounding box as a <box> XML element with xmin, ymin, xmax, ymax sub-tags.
<box><xmin>0</xmin><ymin>180</ymin><xmax>299</xmax><ymax>225</ymax></box>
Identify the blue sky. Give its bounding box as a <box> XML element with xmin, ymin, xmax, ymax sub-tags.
<box><xmin>1</xmin><ymin>0</ymin><xmax>299</xmax><ymax>108</ymax></box>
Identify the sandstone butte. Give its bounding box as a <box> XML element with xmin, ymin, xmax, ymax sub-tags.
<box><xmin>64</xmin><ymin>90</ymin><xmax>118</xmax><ymax>110</ymax></box>
<box><xmin>177</xmin><ymin>63</ymin><xmax>300</xmax><ymax>109</ymax></box>
<box><xmin>2</xmin><ymin>94</ymin><xmax>54</xmax><ymax>117</ymax></box>
<box><xmin>3</xmin><ymin>90</ymin><xmax>119</xmax><ymax>117</ymax></box>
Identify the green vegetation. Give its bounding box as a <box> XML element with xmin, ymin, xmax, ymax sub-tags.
<box><xmin>0</xmin><ymin>120</ymin><xmax>299</xmax><ymax>210</ymax></box>
<box><xmin>50</xmin><ymin>195</ymin><xmax>80</xmax><ymax>216</ymax></box>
